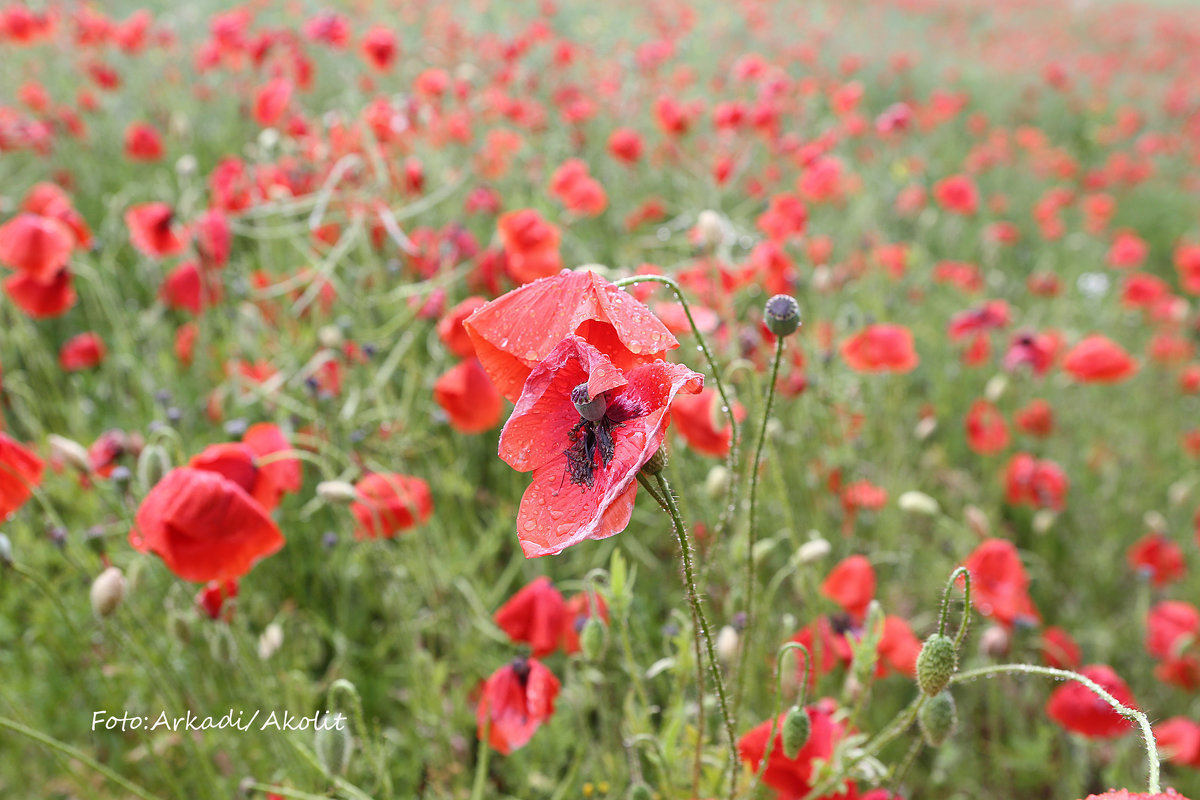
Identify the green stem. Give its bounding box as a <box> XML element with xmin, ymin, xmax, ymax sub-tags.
<box><xmin>801</xmin><ymin>695</ymin><xmax>925</xmax><ymax>800</ymax></box>
<box><xmin>0</xmin><ymin>715</ymin><xmax>167</xmax><ymax>800</ymax></box>
<box><xmin>950</xmin><ymin>664</ymin><xmax>1160</xmax><ymax>794</ymax></box>
<box><xmin>654</xmin><ymin>472</ymin><xmax>739</xmax><ymax>799</ymax></box>
<box><xmin>471</xmin><ymin>723</ymin><xmax>492</xmax><ymax>800</ymax></box>
<box><xmin>734</xmin><ymin>335</ymin><xmax>786</xmax><ymax>722</ymax></box>
<box><xmin>750</xmin><ymin>643</ymin><xmax>811</xmax><ymax>792</ymax></box>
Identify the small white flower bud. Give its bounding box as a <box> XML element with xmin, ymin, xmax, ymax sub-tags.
<box><xmin>797</xmin><ymin>536</ymin><xmax>831</xmax><ymax>564</ymax></box>
<box><xmin>984</xmin><ymin>374</ymin><xmax>1008</xmax><ymax>402</ymax></box>
<box><xmin>48</xmin><ymin>434</ymin><xmax>91</xmax><ymax>473</ymax></box>
<box><xmin>898</xmin><ymin>490</ymin><xmax>940</xmax><ymax>516</ymax></box>
<box><xmin>694</xmin><ymin>210</ymin><xmax>727</xmax><ymax>248</ymax></box>
<box><xmin>914</xmin><ymin>416</ymin><xmax>938</xmax><ymax>440</ymax></box>
<box><xmin>90</xmin><ymin>566</ymin><xmax>126</xmax><ymax>617</ymax></box>
<box><xmin>715</xmin><ymin>625</ymin><xmax>739</xmax><ymax>667</ymax></box>
<box><xmin>317</xmin><ymin>481</ymin><xmax>359</xmax><ymax>505</ymax></box>
<box><xmin>258</xmin><ymin>622</ymin><xmax>284</xmax><ymax>660</ymax></box>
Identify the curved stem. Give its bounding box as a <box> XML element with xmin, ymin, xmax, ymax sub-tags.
<box><xmin>654</xmin><ymin>472</ymin><xmax>739</xmax><ymax>798</ymax></box>
<box><xmin>0</xmin><ymin>715</ymin><xmax>166</xmax><ymax>800</ymax></box>
<box><xmin>950</xmin><ymin>664</ymin><xmax>1159</xmax><ymax>794</ymax></box>
<box><xmin>936</xmin><ymin>567</ymin><xmax>970</xmax><ymax>640</ymax></box>
<box><xmin>750</xmin><ymin>643</ymin><xmax>811</xmax><ymax>792</ymax></box>
<box><xmin>734</xmin><ymin>335</ymin><xmax>786</xmax><ymax>721</ymax></box>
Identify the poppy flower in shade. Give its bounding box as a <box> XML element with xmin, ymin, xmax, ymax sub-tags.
<box><xmin>126</xmin><ymin>202</ymin><xmax>186</xmax><ymax>258</ymax></box>
<box><xmin>962</xmin><ymin>538</ymin><xmax>1040</xmax><ymax>628</ymax></box>
<box><xmin>160</xmin><ymin>261</ymin><xmax>215</xmax><ymax>315</ymax></box>
<box><xmin>58</xmin><ymin>332</ymin><xmax>106</xmax><ymax>371</ymax></box>
<box><xmin>476</xmin><ymin>657</ymin><xmax>560</xmax><ymax>756</ymax></box>
<box><xmin>253</xmin><ymin>78</ymin><xmax>293</xmax><ymax>127</ymax></box>
<box><xmin>1063</xmin><ymin>336</ymin><xmax>1138</xmax><ymax>383</ymax></box>
<box><xmin>193</xmin><ymin>208</ymin><xmax>231</xmax><ymax>269</ymax></box>
<box><xmin>840</xmin><ymin>325</ymin><xmax>918</xmax><ymax>374</ymax></box>
<box><xmin>670</xmin><ymin>388</ymin><xmax>743</xmax><ymax>458</ymax></box>
<box><xmin>1127</xmin><ymin>533</ymin><xmax>1184</xmax><ymax>587</ymax></box>
<box><xmin>1041</xmin><ymin>626</ymin><xmax>1082</xmax><ymax>670</ymax></box>
<box><xmin>497</xmin><ymin>335</ymin><xmax>703</xmax><ymax>558</ymax></box>
<box><xmin>493</xmin><ymin>577</ymin><xmax>568</xmax><ymax>657</ymax></box>
<box><xmin>129</xmin><ymin>467</ymin><xmax>284</xmax><ymax>583</ymax></box>
<box><xmin>933</xmin><ymin>174</ymin><xmax>980</xmax><ymax>215</ymax></box>
<box><xmin>349</xmin><ymin>473</ymin><xmax>433</xmax><ymax>539</ymax></box>
<box><xmin>496</xmin><ymin>209</ymin><xmax>562</xmax><ymax>285</ymax></box>
<box><xmin>738</xmin><ymin>699</ymin><xmax>858</xmax><ymax>800</ymax></box>
<box><xmin>1004</xmin><ymin>453</ymin><xmax>1068</xmax><ymax>511</ymax></box>
<box><xmin>360</xmin><ymin>26</ymin><xmax>397</xmax><ymax>71</ymax></box>
<box><xmin>561</xmin><ymin>591</ymin><xmax>609</xmax><ymax>654</ymax></box>
<box><xmin>1015</xmin><ymin>399</ymin><xmax>1055</xmax><ymax>437</ymax></box>
<box><xmin>1146</xmin><ymin>601</ymin><xmax>1200</xmax><ymax>690</ymax></box>
<box><xmin>21</xmin><ymin>183</ymin><xmax>91</xmax><ymax>250</ymax></box>
<box><xmin>790</xmin><ymin>617</ymin><xmax>855</xmax><ymax>689</ymax></box>
<box><xmin>821</xmin><ymin>555</ymin><xmax>876</xmax><ymax>620</ymax></box>
<box><xmin>1108</xmin><ymin>231</ymin><xmax>1148</xmax><ymax>270</ymax></box>
<box><xmin>1004</xmin><ymin>331</ymin><xmax>1061</xmax><ymax>376</ymax></box>
<box><xmin>196</xmin><ymin>579</ymin><xmax>238</xmax><ymax>621</ymax></box>
<box><xmin>1045</xmin><ymin>664</ymin><xmax>1136</xmax><ymax>739</ymax></box>
<box><xmin>4</xmin><ymin>267</ymin><xmax>76</xmax><ymax>318</ymax></box>
<box><xmin>123</xmin><ymin>121</ymin><xmax>163</xmax><ymax>161</ymax></box>
<box><xmin>0</xmin><ymin>432</ymin><xmax>44</xmax><ymax>519</ymax></box>
<box><xmin>464</xmin><ymin>270</ymin><xmax>679</xmax><ymax>404</ymax></box>
<box><xmin>433</xmin><ymin>359</ymin><xmax>504</xmax><ymax>434</ymax></box>
<box><xmin>0</xmin><ymin>213</ymin><xmax>73</xmax><ymax>281</ymax></box>
<box><xmin>1154</xmin><ymin>718</ymin><xmax>1200</xmax><ymax>769</ymax></box>
<box><xmin>965</xmin><ymin>399</ymin><xmax>1009</xmax><ymax>455</ymax></box>
<box><xmin>437</xmin><ymin>296</ymin><xmax>488</xmax><ymax>359</ymax></box>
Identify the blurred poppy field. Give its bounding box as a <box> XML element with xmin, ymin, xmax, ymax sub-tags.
<box><xmin>2</xmin><ymin>0</ymin><xmax>1200</xmax><ymax>798</ymax></box>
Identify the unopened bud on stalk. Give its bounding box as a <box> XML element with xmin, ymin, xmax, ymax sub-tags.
<box><xmin>640</xmin><ymin>446</ymin><xmax>668</xmax><ymax>476</ymax></box>
<box><xmin>782</xmin><ymin>705</ymin><xmax>811</xmax><ymax>758</ymax></box>
<box><xmin>0</xmin><ymin>533</ymin><xmax>12</xmax><ymax>566</ymax></box>
<box><xmin>716</xmin><ymin>625</ymin><xmax>739</xmax><ymax>667</ymax></box>
<box><xmin>48</xmin><ymin>434</ymin><xmax>91</xmax><ymax>473</ymax></box>
<box><xmin>90</xmin><ymin>566</ymin><xmax>126</xmax><ymax>617</ymax></box>
<box><xmin>628</xmin><ymin>783</ymin><xmax>653</xmax><ymax>800</ymax></box>
<box><xmin>1143</xmin><ymin>510</ymin><xmax>1167</xmax><ymax>532</ymax></box>
<box><xmin>979</xmin><ymin>624</ymin><xmax>1010</xmax><ymax>659</ymax></box>
<box><xmin>137</xmin><ymin>444</ymin><xmax>171</xmax><ymax>490</ymax></box>
<box><xmin>695</xmin><ymin>209</ymin><xmax>727</xmax><ymax>248</ymax></box>
<box><xmin>913</xmin><ymin>416</ymin><xmax>937</xmax><ymax>440</ymax></box>
<box><xmin>764</xmin><ymin>294</ymin><xmax>801</xmax><ymax>338</ymax></box>
<box><xmin>1032</xmin><ymin>509</ymin><xmax>1056</xmax><ymax>534</ymax></box>
<box><xmin>797</xmin><ymin>535</ymin><xmax>831</xmax><ymax>564</ymax></box>
<box><xmin>317</xmin><ymin>481</ymin><xmax>360</xmax><ymax>505</ymax></box>
<box><xmin>317</xmin><ymin>325</ymin><xmax>345</xmax><ymax>349</ymax></box>
<box><xmin>898</xmin><ymin>490</ymin><xmax>940</xmax><ymax>516</ymax></box>
<box><xmin>916</xmin><ymin>634</ymin><xmax>957</xmax><ymax>696</ymax></box>
<box><xmin>210</xmin><ymin>625</ymin><xmax>237</xmax><ymax>664</ymax></box>
<box><xmin>705</xmin><ymin>465</ymin><xmax>731</xmax><ymax>499</ymax></box>
<box><xmin>315</xmin><ymin>713</ymin><xmax>353</xmax><ymax>776</ymax></box>
<box><xmin>258</xmin><ymin>623</ymin><xmax>284</xmax><ymax>660</ymax></box>
<box><xmin>964</xmin><ymin>505</ymin><xmax>990</xmax><ymax>537</ymax></box>
<box><xmin>984</xmin><ymin>374</ymin><xmax>1008</xmax><ymax>402</ymax></box>
<box><xmin>168</xmin><ymin>609</ymin><xmax>192</xmax><ymax>644</ymax></box>
<box><xmin>918</xmin><ymin>690</ymin><xmax>957</xmax><ymax>746</ymax></box>
<box><xmin>580</xmin><ymin>616</ymin><xmax>606</xmax><ymax>661</ymax></box>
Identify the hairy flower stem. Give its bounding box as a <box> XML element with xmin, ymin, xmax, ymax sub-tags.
<box><xmin>734</xmin><ymin>335</ymin><xmax>786</xmax><ymax>723</ymax></box>
<box><xmin>750</xmin><ymin>643</ymin><xmax>811</xmax><ymax>792</ymax></box>
<box><xmin>615</xmin><ymin>273</ymin><xmax>742</xmax><ymax>537</ymax></box>
<box><xmin>0</xmin><ymin>715</ymin><xmax>167</xmax><ymax>800</ymax></box>
<box><xmin>471</xmin><ymin>723</ymin><xmax>492</xmax><ymax>800</ymax></box>
<box><xmin>950</xmin><ymin>664</ymin><xmax>1160</xmax><ymax>794</ymax></box>
<box><xmin>655</xmin><ymin>472</ymin><xmax>739</xmax><ymax>798</ymax></box>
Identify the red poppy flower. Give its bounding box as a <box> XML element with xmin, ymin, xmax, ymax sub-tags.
<box><xmin>962</xmin><ymin>538</ymin><xmax>1040</xmax><ymax>628</ymax></box>
<box><xmin>1045</xmin><ymin>664</ymin><xmax>1136</xmax><ymax>739</ymax></box>
<box><xmin>1155</xmin><ymin>718</ymin><xmax>1200</xmax><ymax>768</ymax></box>
<box><xmin>790</xmin><ymin>617</ymin><xmax>855</xmax><ymax>689</ymax></box>
<box><xmin>126</xmin><ymin>202</ymin><xmax>185</xmax><ymax>258</ymax></box>
<box><xmin>1014</xmin><ymin>399</ymin><xmax>1054</xmax><ymax>437</ymax></box>
<box><xmin>5</xmin><ymin>267</ymin><xmax>76</xmax><ymax>318</ymax></box>
<box><xmin>493</xmin><ymin>576</ymin><xmax>568</xmax><ymax>657</ymax></box>
<box><xmin>1176</xmin><ymin>243</ymin><xmax>1200</xmax><ymax>295</ymax></box>
<box><xmin>196</xmin><ymin>579</ymin><xmax>238</xmax><ymax>621</ymax></box>
<box><xmin>253</xmin><ymin>78</ymin><xmax>293</xmax><ymax>127</ymax></box>
<box><xmin>496</xmin><ymin>209</ymin><xmax>562</xmax><ymax>285</ymax></box>
<box><xmin>1108</xmin><ymin>231</ymin><xmax>1148</xmax><ymax>269</ymax></box>
<box><xmin>670</xmin><ymin>388</ymin><xmax>742</xmax><ymax>458</ymax></box>
<box><xmin>0</xmin><ymin>432</ymin><xmax>44</xmax><ymax>519</ymax></box>
<box><xmin>1004</xmin><ymin>453</ymin><xmax>1068</xmax><ymax>511</ymax></box>
<box><xmin>433</xmin><ymin>359</ymin><xmax>504</xmax><ymax>434</ymax></box>
<box><xmin>194</xmin><ymin>208</ymin><xmax>230</xmax><ymax>269</ymax></box>
<box><xmin>821</xmin><ymin>555</ymin><xmax>875</xmax><ymax>620</ymax></box>
<box><xmin>497</xmin><ymin>335</ymin><xmax>702</xmax><ymax>558</ymax></box>
<box><xmin>464</xmin><ymin>269</ymin><xmax>678</xmax><ymax>403</ymax></box>
<box><xmin>361</xmin><ymin>26</ymin><xmax>397</xmax><ymax>71</ymax></box>
<box><xmin>0</xmin><ymin>213</ymin><xmax>73</xmax><ymax>281</ymax></box>
<box><xmin>840</xmin><ymin>325</ymin><xmax>918</xmax><ymax>374</ymax></box>
<box><xmin>1146</xmin><ymin>601</ymin><xmax>1200</xmax><ymax>690</ymax></box>
<box><xmin>1004</xmin><ymin>331</ymin><xmax>1060</xmax><ymax>375</ymax></box>
<box><xmin>349</xmin><ymin>473</ymin><xmax>433</xmax><ymax>539</ymax></box>
<box><xmin>1078</xmin><ymin>791</ymin><xmax>1192</xmax><ymax>800</ymax></box>
<box><xmin>548</xmin><ymin>159</ymin><xmax>607</xmax><ymax>217</ymax></box>
<box><xmin>437</xmin><ymin>296</ymin><xmax>488</xmax><ymax>359</ymax></box>
<box><xmin>608</xmin><ymin>128</ymin><xmax>643</xmax><ymax>163</ymax></box>
<box><xmin>1063</xmin><ymin>335</ymin><xmax>1138</xmax><ymax>383</ymax></box>
<box><xmin>160</xmin><ymin>260</ymin><xmax>217</xmax><ymax>314</ymax></box>
<box><xmin>1127</xmin><ymin>533</ymin><xmax>1184</xmax><ymax>587</ymax></box>
<box><xmin>21</xmin><ymin>183</ymin><xmax>91</xmax><ymax>249</ymax></box>
<box><xmin>476</xmin><ymin>657</ymin><xmax>560</xmax><ymax>755</ymax></box>
<box><xmin>933</xmin><ymin>174</ymin><xmax>979</xmax><ymax>215</ymax></box>
<box><xmin>58</xmin><ymin>332</ymin><xmax>106</xmax><ymax>371</ymax></box>
<box><xmin>877</xmin><ymin>615</ymin><xmax>921</xmax><ymax>678</ymax></box>
<box><xmin>1041</xmin><ymin>626</ymin><xmax>1082</xmax><ymax>670</ymax></box>
<box><xmin>123</xmin><ymin>121</ymin><xmax>163</xmax><ymax>161</ymax></box>
<box><xmin>738</xmin><ymin>699</ymin><xmax>857</xmax><ymax>800</ymax></box>
<box><xmin>965</xmin><ymin>399</ymin><xmax>1009</xmax><ymax>454</ymax></box>
<box><xmin>130</xmin><ymin>467</ymin><xmax>284</xmax><ymax>583</ymax></box>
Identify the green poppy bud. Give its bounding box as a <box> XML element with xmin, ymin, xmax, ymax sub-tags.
<box><xmin>764</xmin><ymin>294</ymin><xmax>801</xmax><ymax>338</ymax></box>
<box><xmin>782</xmin><ymin>705</ymin><xmax>811</xmax><ymax>758</ymax></box>
<box><xmin>916</xmin><ymin>634</ymin><xmax>958</xmax><ymax>696</ymax></box>
<box><xmin>918</xmin><ymin>690</ymin><xmax>957</xmax><ymax>747</ymax></box>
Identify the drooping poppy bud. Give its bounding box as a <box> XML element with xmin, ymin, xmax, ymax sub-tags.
<box><xmin>916</xmin><ymin>634</ymin><xmax>957</xmax><ymax>696</ymax></box>
<box><xmin>918</xmin><ymin>690</ymin><xmax>957</xmax><ymax>746</ymax></box>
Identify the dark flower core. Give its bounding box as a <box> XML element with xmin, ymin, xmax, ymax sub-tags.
<box><xmin>563</xmin><ymin>384</ymin><xmax>651</xmax><ymax>491</ymax></box>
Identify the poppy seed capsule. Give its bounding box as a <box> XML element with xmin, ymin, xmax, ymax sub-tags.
<box><xmin>571</xmin><ymin>383</ymin><xmax>608</xmax><ymax>422</ymax></box>
<box><xmin>916</xmin><ymin>634</ymin><xmax>957</xmax><ymax>696</ymax></box>
<box><xmin>641</xmin><ymin>446</ymin><xmax>668</xmax><ymax>476</ymax></box>
<box><xmin>764</xmin><ymin>294</ymin><xmax>801</xmax><ymax>338</ymax></box>
<box><xmin>918</xmin><ymin>690</ymin><xmax>957</xmax><ymax>747</ymax></box>
<box><xmin>782</xmin><ymin>705</ymin><xmax>811</xmax><ymax>758</ymax></box>
<box><xmin>90</xmin><ymin>566</ymin><xmax>126</xmax><ymax>617</ymax></box>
